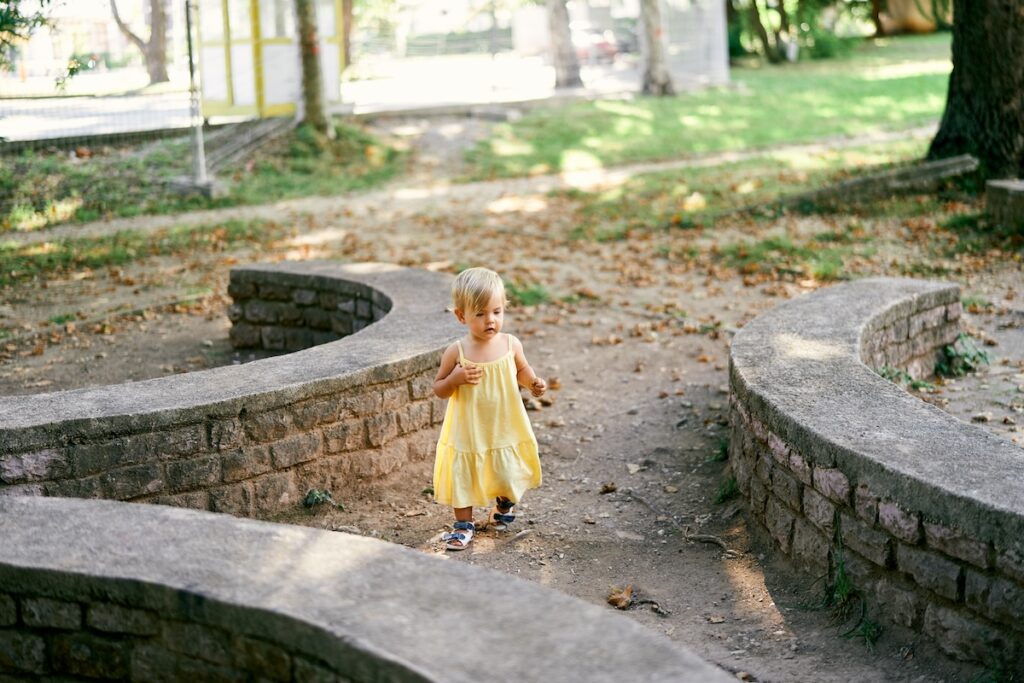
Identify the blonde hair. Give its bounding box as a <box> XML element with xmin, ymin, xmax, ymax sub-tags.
<box><xmin>452</xmin><ymin>267</ymin><xmax>506</xmax><ymax>313</ymax></box>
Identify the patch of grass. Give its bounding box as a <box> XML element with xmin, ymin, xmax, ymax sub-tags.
<box><xmin>878</xmin><ymin>366</ymin><xmax>936</xmax><ymax>392</ymax></box>
<box><xmin>713</xmin><ymin>476</ymin><xmax>739</xmax><ymax>504</ymax></box>
<box><xmin>464</xmin><ymin>34</ymin><xmax>950</xmax><ymax>179</ymax></box>
<box><xmin>0</xmin><ymin>121</ymin><xmax>401</xmax><ymax>234</ymax></box>
<box><xmin>0</xmin><ymin>218</ymin><xmax>291</xmax><ymax>286</ymax></box>
<box><xmin>941</xmin><ymin>211</ymin><xmax>1024</xmax><ymax>256</ymax></box>
<box><xmin>962</xmin><ymin>295</ymin><xmax>993</xmax><ymax>313</ymax></box>
<box><xmin>706</xmin><ymin>437</ymin><xmax>729</xmax><ymax>463</ymax></box>
<box><xmin>303</xmin><ymin>488</ymin><xmax>345</xmax><ymax>510</ymax></box>
<box><xmin>561</xmin><ymin>140</ymin><xmax>922</xmax><ymax>245</ymax></box>
<box><xmin>47</xmin><ymin>313</ymin><xmax>77</xmax><ymax>325</ymax></box>
<box><xmin>505</xmin><ymin>282</ymin><xmax>551</xmax><ymax>307</ymax></box>
<box><xmin>719</xmin><ymin>232</ymin><xmax>871</xmax><ymax>281</ymax></box>
<box><xmin>842</xmin><ymin>615</ymin><xmax>882</xmax><ymax>651</ymax></box>
<box><xmin>935</xmin><ymin>332</ymin><xmax>990</xmax><ymax>378</ymax></box>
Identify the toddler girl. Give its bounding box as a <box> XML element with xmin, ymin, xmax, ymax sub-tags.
<box><xmin>432</xmin><ymin>267</ymin><xmax>546</xmax><ymax>550</ymax></box>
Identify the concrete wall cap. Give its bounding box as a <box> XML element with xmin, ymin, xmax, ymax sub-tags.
<box><xmin>0</xmin><ymin>496</ymin><xmax>730</xmax><ymax>683</ymax></box>
<box><xmin>730</xmin><ymin>277</ymin><xmax>1024</xmax><ymax>548</ymax></box>
<box><xmin>0</xmin><ymin>262</ymin><xmax>461</xmax><ymax>443</ymax></box>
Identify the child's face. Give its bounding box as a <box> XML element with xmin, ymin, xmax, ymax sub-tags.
<box><xmin>458</xmin><ymin>290</ymin><xmax>504</xmax><ymax>342</ymax></box>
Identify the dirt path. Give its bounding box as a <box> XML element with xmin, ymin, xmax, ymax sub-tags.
<box><xmin>3</xmin><ymin>115</ymin><xmax>1020</xmax><ymax>681</ymax></box>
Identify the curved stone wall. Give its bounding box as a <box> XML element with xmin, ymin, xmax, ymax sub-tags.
<box><xmin>0</xmin><ymin>262</ymin><xmax>460</xmax><ymax>516</ymax></box>
<box><xmin>729</xmin><ymin>278</ymin><xmax>1024</xmax><ymax>670</ymax></box>
<box><xmin>0</xmin><ymin>261</ymin><xmax>732</xmax><ymax>680</ymax></box>
<box><xmin>0</xmin><ymin>497</ymin><xmax>731</xmax><ymax>682</ymax></box>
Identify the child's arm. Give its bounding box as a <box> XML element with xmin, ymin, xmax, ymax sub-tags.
<box><xmin>510</xmin><ymin>335</ymin><xmax>546</xmax><ymax>397</ymax></box>
<box><xmin>433</xmin><ymin>343</ymin><xmax>482</xmax><ymax>399</ymax></box>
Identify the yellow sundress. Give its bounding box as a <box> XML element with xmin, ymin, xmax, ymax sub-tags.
<box><xmin>433</xmin><ymin>335</ymin><xmax>542</xmax><ymax>509</ymax></box>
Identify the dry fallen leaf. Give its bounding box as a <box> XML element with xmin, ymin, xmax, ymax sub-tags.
<box><xmin>607</xmin><ymin>585</ymin><xmax>633</xmax><ymax>610</ymax></box>
<box><xmin>599</xmin><ymin>482</ymin><xmax>618</xmax><ymax>494</ymax></box>
<box><xmin>707</xmin><ymin>615</ymin><xmax>726</xmax><ymax>624</ymax></box>
<box><xmin>663</xmin><ymin>485</ymin><xmax>679</xmax><ymax>493</ymax></box>
<box><xmin>547</xmin><ymin>376</ymin><xmax>562</xmax><ymax>390</ymax></box>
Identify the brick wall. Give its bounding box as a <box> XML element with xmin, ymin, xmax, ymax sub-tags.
<box><xmin>0</xmin><ymin>262</ymin><xmax>458</xmax><ymax>519</ymax></box>
<box><xmin>0</xmin><ymin>591</ymin><xmax>352</xmax><ymax>680</ymax></box>
<box><xmin>728</xmin><ymin>279</ymin><xmax>1024</xmax><ymax>671</ymax></box>
<box><xmin>227</xmin><ymin>267</ymin><xmax>390</xmax><ymax>352</ymax></box>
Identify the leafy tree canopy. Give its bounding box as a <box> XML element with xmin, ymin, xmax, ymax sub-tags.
<box><xmin>0</xmin><ymin>0</ymin><xmax>55</xmax><ymax>68</ymax></box>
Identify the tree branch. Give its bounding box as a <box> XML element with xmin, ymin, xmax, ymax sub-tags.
<box><xmin>110</xmin><ymin>0</ymin><xmax>147</xmax><ymax>54</ymax></box>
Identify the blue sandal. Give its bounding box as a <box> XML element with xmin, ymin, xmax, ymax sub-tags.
<box><xmin>443</xmin><ymin>521</ymin><xmax>475</xmax><ymax>550</ymax></box>
<box><xmin>489</xmin><ymin>497</ymin><xmax>516</xmax><ymax>531</ymax></box>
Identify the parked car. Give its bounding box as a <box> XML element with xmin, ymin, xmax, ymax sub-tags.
<box><xmin>572</xmin><ymin>27</ymin><xmax>618</xmax><ymax>64</ymax></box>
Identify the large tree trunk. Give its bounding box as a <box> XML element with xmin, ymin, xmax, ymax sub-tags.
<box><xmin>927</xmin><ymin>1</ymin><xmax>1024</xmax><ymax>179</ymax></box>
<box><xmin>870</xmin><ymin>0</ymin><xmax>885</xmax><ymax>36</ymax></box>
<box><xmin>547</xmin><ymin>0</ymin><xmax>581</xmax><ymax>88</ymax></box>
<box><xmin>640</xmin><ymin>0</ymin><xmax>674</xmax><ymax>96</ymax></box>
<box><xmin>296</xmin><ymin>0</ymin><xmax>329</xmax><ymax>134</ymax></box>
<box><xmin>110</xmin><ymin>0</ymin><xmax>169</xmax><ymax>84</ymax></box>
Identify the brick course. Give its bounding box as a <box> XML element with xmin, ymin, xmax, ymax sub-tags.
<box><xmin>729</xmin><ymin>279</ymin><xmax>1024</xmax><ymax>672</ymax></box>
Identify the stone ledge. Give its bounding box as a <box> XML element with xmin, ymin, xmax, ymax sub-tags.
<box><xmin>986</xmin><ymin>179</ymin><xmax>1024</xmax><ymax>231</ymax></box>
<box><xmin>0</xmin><ymin>262</ymin><xmax>457</xmax><ymax>448</ymax></box>
<box><xmin>728</xmin><ymin>277</ymin><xmax>1024</xmax><ymax>669</ymax></box>
<box><xmin>0</xmin><ymin>263</ymin><xmax>461</xmax><ymax>517</ymax></box>
<box><xmin>0</xmin><ymin>497</ymin><xmax>731</xmax><ymax>683</ymax></box>
<box><xmin>729</xmin><ymin>278</ymin><xmax>1024</xmax><ymax>549</ymax></box>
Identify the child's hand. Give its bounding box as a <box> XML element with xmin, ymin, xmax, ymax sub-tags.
<box><xmin>454</xmin><ymin>362</ymin><xmax>483</xmax><ymax>386</ymax></box>
<box><xmin>530</xmin><ymin>377</ymin><xmax>546</xmax><ymax>397</ymax></box>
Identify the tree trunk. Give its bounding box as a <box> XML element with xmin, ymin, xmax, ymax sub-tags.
<box><xmin>110</xmin><ymin>0</ymin><xmax>169</xmax><ymax>84</ymax></box>
<box><xmin>927</xmin><ymin>1</ymin><xmax>1024</xmax><ymax>179</ymax></box>
<box><xmin>747</xmin><ymin>1</ymin><xmax>778</xmax><ymax>63</ymax></box>
<box><xmin>870</xmin><ymin>0</ymin><xmax>885</xmax><ymax>36</ymax></box>
<box><xmin>547</xmin><ymin>0</ymin><xmax>581</xmax><ymax>88</ymax></box>
<box><xmin>640</xmin><ymin>0</ymin><xmax>674</xmax><ymax>96</ymax></box>
<box><xmin>342</xmin><ymin>0</ymin><xmax>353</xmax><ymax>69</ymax></box>
<box><xmin>296</xmin><ymin>0</ymin><xmax>329</xmax><ymax>134</ymax></box>
<box><xmin>145</xmin><ymin>0</ymin><xmax>169</xmax><ymax>83</ymax></box>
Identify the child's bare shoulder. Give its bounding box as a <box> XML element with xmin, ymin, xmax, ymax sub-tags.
<box><xmin>506</xmin><ymin>333</ymin><xmax>524</xmax><ymax>351</ymax></box>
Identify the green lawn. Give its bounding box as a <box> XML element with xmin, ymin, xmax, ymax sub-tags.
<box><xmin>0</xmin><ymin>218</ymin><xmax>293</xmax><ymax>287</ymax></box>
<box><xmin>561</xmin><ymin>137</ymin><xmax>932</xmax><ymax>241</ymax></box>
<box><xmin>465</xmin><ymin>34</ymin><xmax>952</xmax><ymax>179</ymax></box>
<box><xmin>0</xmin><ymin>122</ymin><xmax>401</xmax><ymax>234</ymax></box>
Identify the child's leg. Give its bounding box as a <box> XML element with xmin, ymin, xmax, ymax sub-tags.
<box><xmin>454</xmin><ymin>506</ymin><xmax>473</xmax><ymax>522</ymax></box>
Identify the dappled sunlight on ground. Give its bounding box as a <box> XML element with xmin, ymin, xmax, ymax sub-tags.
<box><xmin>862</xmin><ymin>60</ymin><xmax>951</xmax><ymax>80</ymax></box>
<box><xmin>486</xmin><ymin>196</ymin><xmax>549</xmax><ymax>214</ymax></box>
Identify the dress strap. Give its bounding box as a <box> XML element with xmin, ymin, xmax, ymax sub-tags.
<box><xmin>456</xmin><ymin>340</ymin><xmax>466</xmax><ymax>364</ymax></box>
<box><xmin>507</xmin><ymin>334</ymin><xmax>512</xmax><ymax>353</ymax></box>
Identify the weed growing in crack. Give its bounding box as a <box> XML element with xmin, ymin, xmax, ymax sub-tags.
<box><xmin>935</xmin><ymin>332</ymin><xmax>990</xmax><ymax>378</ymax></box>
<box><xmin>877</xmin><ymin>366</ymin><xmax>935</xmax><ymax>392</ymax></box>
<box><xmin>303</xmin><ymin>488</ymin><xmax>345</xmax><ymax>510</ymax></box>
<box><xmin>713</xmin><ymin>476</ymin><xmax>738</xmax><ymax>504</ymax></box>
<box><xmin>706</xmin><ymin>437</ymin><xmax>729</xmax><ymax>463</ymax></box>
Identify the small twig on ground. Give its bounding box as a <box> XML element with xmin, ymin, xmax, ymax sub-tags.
<box><xmin>622</xmin><ymin>488</ymin><xmax>736</xmax><ymax>554</ymax></box>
